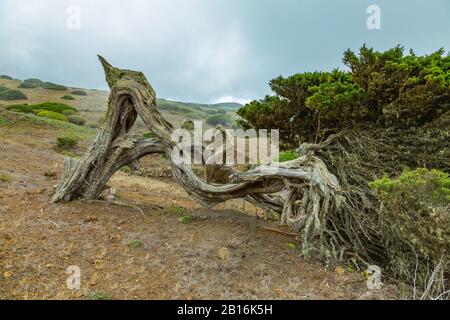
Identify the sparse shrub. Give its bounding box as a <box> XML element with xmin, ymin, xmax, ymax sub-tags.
<box><xmin>167</xmin><ymin>205</ymin><xmax>187</xmax><ymax>215</ymax></box>
<box><xmin>127</xmin><ymin>239</ymin><xmax>142</xmax><ymax>248</ymax></box>
<box><xmin>0</xmin><ymin>86</ymin><xmax>27</xmax><ymax>100</ymax></box>
<box><xmin>178</xmin><ymin>215</ymin><xmax>193</xmax><ymax>224</ymax></box>
<box><xmin>37</xmin><ymin>110</ymin><xmax>68</xmax><ymax>122</ymax></box>
<box><xmin>88</xmin><ymin>292</ymin><xmax>112</xmax><ymax>300</ymax></box>
<box><xmin>71</xmin><ymin>90</ymin><xmax>87</xmax><ymax>96</ymax></box>
<box><xmin>206</xmin><ymin>114</ymin><xmax>232</xmax><ymax>127</ymax></box>
<box><xmin>1</xmin><ymin>75</ymin><xmax>13</xmax><ymax>80</ymax></box>
<box><xmin>41</xmin><ymin>82</ymin><xmax>67</xmax><ymax>91</ymax></box>
<box><xmin>56</xmin><ymin>135</ymin><xmax>79</xmax><ymax>149</ymax></box>
<box><xmin>67</xmin><ymin>115</ymin><xmax>86</xmax><ymax>126</ymax></box>
<box><xmin>61</xmin><ymin>95</ymin><xmax>75</xmax><ymax>100</ymax></box>
<box><xmin>279</xmin><ymin>150</ymin><xmax>298</xmax><ymax>162</ymax></box>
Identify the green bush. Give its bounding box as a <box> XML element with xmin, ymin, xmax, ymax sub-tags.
<box><xmin>37</xmin><ymin>110</ymin><xmax>68</xmax><ymax>122</ymax></box>
<box><xmin>18</xmin><ymin>82</ymin><xmax>37</xmax><ymax>89</ymax></box>
<box><xmin>6</xmin><ymin>102</ymin><xmax>76</xmax><ymax>114</ymax></box>
<box><xmin>41</xmin><ymin>82</ymin><xmax>67</xmax><ymax>91</ymax></box>
<box><xmin>71</xmin><ymin>90</ymin><xmax>87</xmax><ymax>96</ymax></box>
<box><xmin>0</xmin><ymin>86</ymin><xmax>27</xmax><ymax>100</ymax></box>
<box><xmin>370</xmin><ymin>168</ymin><xmax>450</xmax><ymax>293</ymax></box>
<box><xmin>23</xmin><ymin>78</ymin><xmax>43</xmax><ymax>85</ymax></box>
<box><xmin>62</xmin><ymin>109</ymin><xmax>77</xmax><ymax>116</ymax></box>
<box><xmin>67</xmin><ymin>115</ymin><xmax>86</xmax><ymax>126</ymax></box>
<box><xmin>279</xmin><ymin>150</ymin><xmax>298</xmax><ymax>162</ymax></box>
<box><xmin>238</xmin><ymin>45</ymin><xmax>450</xmax><ymax>146</ymax></box>
<box><xmin>206</xmin><ymin>114</ymin><xmax>232</xmax><ymax>127</ymax></box>
<box><xmin>56</xmin><ymin>135</ymin><xmax>79</xmax><ymax>149</ymax></box>
<box><xmin>1</xmin><ymin>75</ymin><xmax>13</xmax><ymax>80</ymax></box>
<box><xmin>61</xmin><ymin>95</ymin><xmax>75</xmax><ymax>100</ymax></box>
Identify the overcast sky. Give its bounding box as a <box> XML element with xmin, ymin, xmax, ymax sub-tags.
<box><xmin>1</xmin><ymin>0</ymin><xmax>449</xmax><ymax>104</ymax></box>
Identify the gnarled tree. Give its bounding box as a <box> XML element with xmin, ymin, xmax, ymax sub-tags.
<box><xmin>53</xmin><ymin>56</ymin><xmax>449</xmax><ymax>298</ymax></box>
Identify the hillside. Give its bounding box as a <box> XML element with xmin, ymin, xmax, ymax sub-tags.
<box><xmin>0</xmin><ymin>76</ymin><xmax>242</xmax><ymax>130</ymax></box>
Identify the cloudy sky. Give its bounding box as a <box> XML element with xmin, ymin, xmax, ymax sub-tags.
<box><xmin>0</xmin><ymin>0</ymin><xmax>449</xmax><ymax>104</ymax></box>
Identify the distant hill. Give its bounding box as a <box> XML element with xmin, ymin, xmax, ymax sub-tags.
<box><xmin>0</xmin><ymin>76</ymin><xmax>243</xmax><ymax>129</ymax></box>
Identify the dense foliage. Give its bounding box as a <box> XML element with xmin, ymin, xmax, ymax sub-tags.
<box><xmin>37</xmin><ymin>110</ymin><xmax>68</xmax><ymax>122</ymax></box>
<box><xmin>237</xmin><ymin>45</ymin><xmax>450</xmax><ymax>147</ymax></box>
<box><xmin>71</xmin><ymin>90</ymin><xmax>88</xmax><ymax>96</ymax></box>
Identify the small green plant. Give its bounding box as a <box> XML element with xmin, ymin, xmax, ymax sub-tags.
<box><xmin>56</xmin><ymin>135</ymin><xmax>79</xmax><ymax>149</ymax></box>
<box><xmin>287</xmin><ymin>242</ymin><xmax>297</xmax><ymax>250</ymax></box>
<box><xmin>167</xmin><ymin>206</ymin><xmax>187</xmax><ymax>215</ymax></box>
<box><xmin>279</xmin><ymin>150</ymin><xmax>298</xmax><ymax>162</ymax></box>
<box><xmin>0</xmin><ymin>172</ymin><xmax>12</xmax><ymax>183</ymax></box>
<box><xmin>178</xmin><ymin>215</ymin><xmax>193</xmax><ymax>224</ymax></box>
<box><xmin>67</xmin><ymin>115</ymin><xmax>86</xmax><ymax>126</ymax></box>
<box><xmin>127</xmin><ymin>239</ymin><xmax>142</xmax><ymax>248</ymax></box>
<box><xmin>71</xmin><ymin>90</ymin><xmax>88</xmax><ymax>96</ymax></box>
<box><xmin>37</xmin><ymin>110</ymin><xmax>68</xmax><ymax>122</ymax></box>
<box><xmin>88</xmin><ymin>292</ymin><xmax>113</xmax><ymax>300</ymax></box>
<box><xmin>61</xmin><ymin>94</ymin><xmax>75</xmax><ymax>100</ymax></box>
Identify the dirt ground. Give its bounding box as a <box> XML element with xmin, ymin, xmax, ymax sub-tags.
<box><xmin>0</xmin><ymin>111</ymin><xmax>399</xmax><ymax>300</ymax></box>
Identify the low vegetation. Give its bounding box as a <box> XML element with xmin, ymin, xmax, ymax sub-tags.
<box><xmin>37</xmin><ymin>110</ymin><xmax>68</xmax><ymax>122</ymax></box>
<box><xmin>0</xmin><ymin>75</ymin><xmax>13</xmax><ymax>80</ymax></box>
<box><xmin>206</xmin><ymin>114</ymin><xmax>232</xmax><ymax>127</ymax></box>
<box><xmin>6</xmin><ymin>102</ymin><xmax>77</xmax><ymax>115</ymax></box>
<box><xmin>0</xmin><ymin>86</ymin><xmax>27</xmax><ymax>100</ymax></box>
<box><xmin>71</xmin><ymin>90</ymin><xmax>87</xmax><ymax>96</ymax></box>
<box><xmin>67</xmin><ymin>115</ymin><xmax>86</xmax><ymax>126</ymax></box>
<box><xmin>56</xmin><ymin>135</ymin><xmax>79</xmax><ymax>149</ymax></box>
<box><xmin>61</xmin><ymin>95</ymin><xmax>75</xmax><ymax>100</ymax></box>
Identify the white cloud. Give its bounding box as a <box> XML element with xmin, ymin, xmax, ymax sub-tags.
<box><xmin>211</xmin><ymin>95</ymin><xmax>252</xmax><ymax>105</ymax></box>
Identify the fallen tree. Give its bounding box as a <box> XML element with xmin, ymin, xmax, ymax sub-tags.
<box><xmin>53</xmin><ymin>56</ymin><xmax>449</xmax><ymax>299</ymax></box>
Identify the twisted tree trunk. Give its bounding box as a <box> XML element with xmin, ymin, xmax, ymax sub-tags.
<box><xmin>53</xmin><ymin>56</ymin><xmax>343</xmax><ymax>257</ymax></box>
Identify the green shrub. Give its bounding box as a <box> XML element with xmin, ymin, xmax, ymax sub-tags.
<box><xmin>41</xmin><ymin>82</ymin><xmax>67</xmax><ymax>91</ymax></box>
<box><xmin>370</xmin><ymin>168</ymin><xmax>450</xmax><ymax>294</ymax></box>
<box><xmin>67</xmin><ymin>115</ymin><xmax>86</xmax><ymax>126</ymax></box>
<box><xmin>279</xmin><ymin>150</ymin><xmax>298</xmax><ymax>162</ymax></box>
<box><xmin>18</xmin><ymin>82</ymin><xmax>37</xmax><ymax>89</ymax></box>
<box><xmin>1</xmin><ymin>75</ymin><xmax>13</xmax><ymax>80</ymax></box>
<box><xmin>37</xmin><ymin>110</ymin><xmax>68</xmax><ymax>122</ymax></box>
<box><xmin>62</xmin><ymin>109</ymin><xmax>77</xmax><ymax>116</ymax></box>
<box><xmin>206</xmin><ymin>114</ymin><xmax>232</xmax><ymax>127</ymax></box>
<box><xmin>238</xmin><ymin>46</ymin><xmax>450</xmax><ymax>146</ymax></box>
<box><xmin>0</xmin><ymin>86</ymin><xmax>27</xmax><ymax>100</ymax></box>
<box><xmin>127</xmin><ymin>239</ymin><xmax>142</xmax><ymax>248</ymax></box>
<box><xmin>61</xmin><ymin>95</ymin><xmax>75</xmax><ymax>100</ymax></box>
<box><xmin>23</xmin><ymin>78</ymin><xmax>43</xmax><ymax>85</ymax></box>
<box><xmin>71</xmin><ymin>90</ymin><xmax>87</xmax><ymax>96</ymax></box>
<box><xmin>6</xmin><ymin>102</ymin><xmax>76</xmax><ymax>114</ymax></box>
<box><xmin>5</xmin><ymin>104</ymin><xmax>34</xmax><ymax>113</ymax></box>
<box><xmin>56</xmin><ymin>135</ymin><xmax>79</xmax><ymax>149</ymax></box>
<box><xmin>88</xmin><ymin>123</ymin><xmax>100</xmax><ymax>129</ymax></box>
<box><xmin>178</xmin><ymin>215</ymin><xmax>193</xmax><ymax>224</ymax></box>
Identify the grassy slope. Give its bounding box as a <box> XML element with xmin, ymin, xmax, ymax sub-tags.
<box><xmin>0</xmin><ymin>78</ymin><xmax>242</xmax><ymax>130</ymax></box>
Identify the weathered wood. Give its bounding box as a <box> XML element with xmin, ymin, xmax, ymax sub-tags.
<box><xmin>53</xmin><ymin>57</ymin><xmax>342</xmax><ymax>252</ymax></box>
